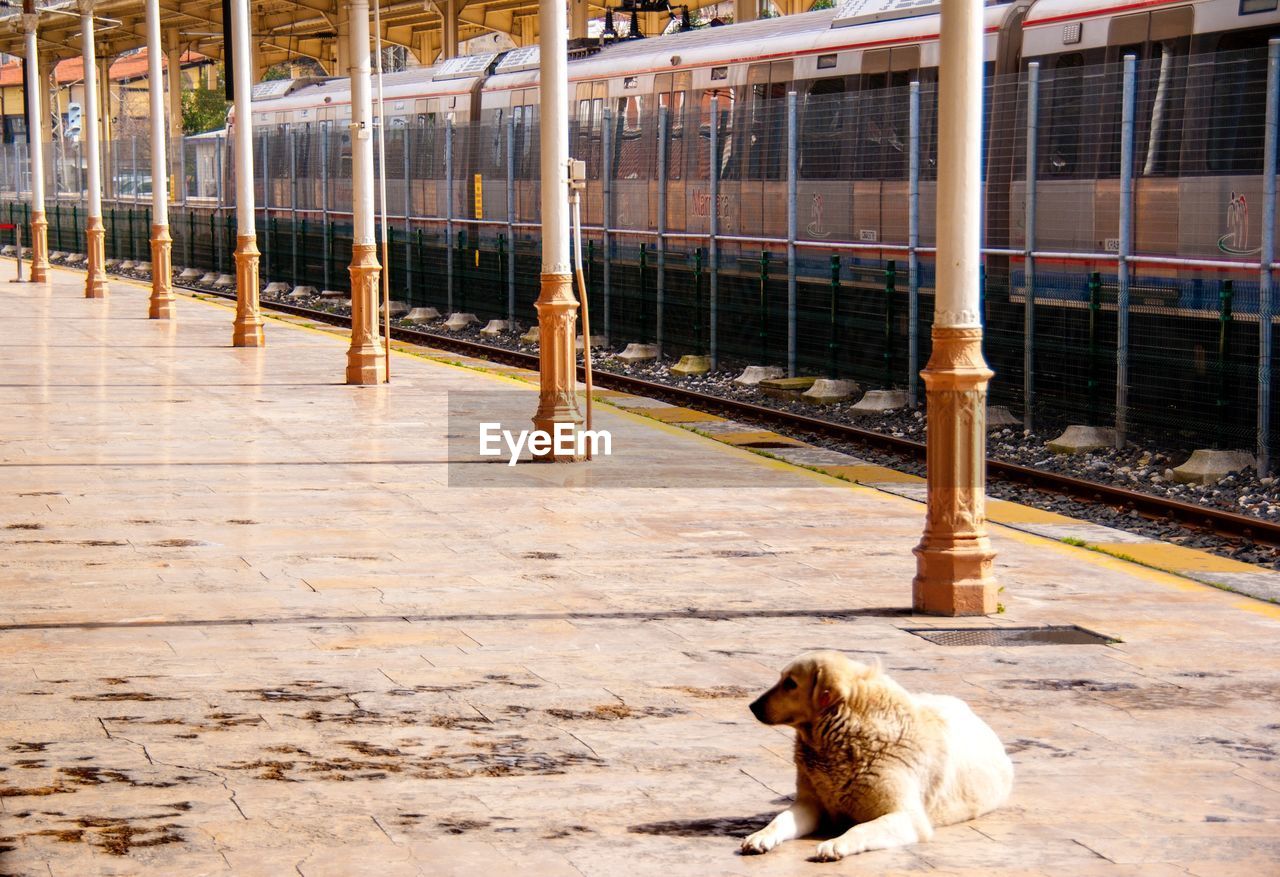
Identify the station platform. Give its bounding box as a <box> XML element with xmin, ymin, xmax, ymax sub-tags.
<box><xmin>1</xmin><ymin>267</ymin><xmax>1278</xmax><ymax>877</ymax></box>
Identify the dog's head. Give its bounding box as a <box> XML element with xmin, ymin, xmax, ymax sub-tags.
<box><xmin>749</xmin><ymin>651</ymin><xmax>875</xmax><ymax>726</ymax></box>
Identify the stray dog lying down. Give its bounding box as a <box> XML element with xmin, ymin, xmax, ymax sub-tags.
<box><xmin>742</xmin><ymin>651</ymin><xmax>1013</xmax><ymax>862</ymax></box>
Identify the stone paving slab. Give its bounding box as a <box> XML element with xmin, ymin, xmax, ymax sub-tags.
<box><xmin>0</xmin><ymin>269</ymin><xmax>1279</xmax><ymax>876</ymax></box>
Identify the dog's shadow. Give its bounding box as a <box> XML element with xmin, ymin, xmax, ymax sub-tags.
<box><xmin>628</xmin><ymin>813</ymin><xmax>777</xmax><ymax>838</ymax></box>
<box><xmin>630</xmin><ymin>807</ymin><xmax>850</xmax><ymax>860</ymax></box>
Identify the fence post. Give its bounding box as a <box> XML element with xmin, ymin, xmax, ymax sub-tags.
<box><xmin>403</xmin><ymin>127</ymin><xmax>413</xmax><ymax>297</ymax></box>
<box><xmin>321</xmin><ymin>128</ymin><xmax>331</xmax><ymax>291</ymax></box>
<box><xmin>445</xmin><ymin>115</ymin><xmax>454</xmax><ymax>314</ymax></box>
<box><xmin>885</xmin><ymin>260</ymin><xmax>896</xmax><ymax>389</ymax></box>
<box><xmin>587</xmin><ymin>238</ymin><xmax>595</xmax><ymax>336</ymax></box>
<box><xmin>602</xmin><ymin>108</ymin><xmax>613</xmax><ymax>346</ymax></box>
<box><xmin>326</xmin><ymin>220</ymin><xmax>335</xmax><ymax>291</ymax></box>
<box><xmin>1218</xmin><ymin>279</ymin><xmax>1234</xmax><ymax>449</ymax></box>
<box><xmin>829</xmin><ymin>255</ymin><xmax>840</xmax><ymax>378</ymax></box>
<box><xmin>759</xmin><ymin>250</ymin><xmax>770</xmax><ymax>364</ymax></box>
<box><xmin>786</xmin><ymin>91</ymin><xmax>798</xmax><ymax>377</ymax></box>
<box><xmin>708</xmin><ymin>96</ymin><xmax>719</xmax><ymax>372</ymax></box>
<box><xmin>694</xmin><ymin>246</ymin><xmax>704</xmax><ymax>354</ymax></box>
<box><xmin>498</xmin><ymin>232</ymin><xmax>506</xmax><ymax>321</ymax></box>
<box><xmin>1088</xmin><ymin>271</ymin><xmax>1102</xmax><ymax>425</ymax></box>
<box><xmin>908</xmin><ymin>81</ymin><xmax>920</xmax><ymax>407</ymax></box>
<box><xmin>186</xmin><ymin>209</ymin><xmax>193</xmax><ymax>268</ymax></box>
<box><xmin>656</xmin><ymin>106</ymin><xmax>668</xmax><ymax>358</ymax></box>
<box><xmin>1024</xmin><ymin>62</ymin><xmax>1039</xmax><ymax>432</ymax></box>
<box><xmin>506</xmin><ymin>114</ymin><xmax>516</xmax><ymax>328</ymax></box>
<box><xmin>1259</xmin><ymin>39</ymin><xmax>1278</xmax><ymax>475</ymax></box>
<box><xmin>639</xmin><ymin>242</ymin><xmax>649</xmax><ymax>341</ymax></box>
<box><xmin>289</xmin><ymin>128</ymin><xmax>299</xmax><ymax>286</ymax></box>
<box><xmin>1116</xmin><ymin>54</ymin><xmax>1136</xmax><ymax>448</ymax></box>
<box><xmin>416</xmin><ymin>228</ymin><xmax>424</xmax><ymax>306</ymax></box>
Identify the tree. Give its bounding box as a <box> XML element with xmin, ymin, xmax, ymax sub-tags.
<box><xmin>182</xmin><ymin>63</ymin><xmax>229</xmax><ymax>135</ymax></box>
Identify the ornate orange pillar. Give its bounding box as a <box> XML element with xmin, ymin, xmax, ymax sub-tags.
<box><xmin>530</xmin><ymin>0</ymin><xmax>583</xmax><ymax>459</ymax></box>
<box><xmin>912</xmin><ymin>0</ymin><xmax>997</xmax><ymax>615</ymax></box>
<box><xmin>229</xmin><ymin>0</ymin><xmax>263</xmax><ymax>346</ymax></box>
<box><xmin>912</xmin><ymin>328</ymin><xmax>997</xmax><ymax>614</ymax></box>
<box><xmin>30</xmin><ymin>213</ymin><xmax>49</xmax><ymax>282</ymax></box>
<box><xmin>149</xmin><ymin>224</ymin><xmax>174</xmax><ymax>319</ymax></box>
<box><xmin>145</xmin><ymin>0</ymin><xmax>174</xmax><ymax>319</ymax></box>
<box><xmin>232</xmin><ymin>235</ymin><xmax>264</xmax><ymax>346</ymax></box>
<box><xmin>79</xmin><ymin>0</ymin><xmax>108</xmax><ymax>299</ymax></box>
<box><xmin>23</xmin><ymin>8</ymin><xmax>48</xmax><ymax>283</ymax></box>
<box><xmin>343</xmin><ymin>0</ymin><xmax>386</xmax><ymax>384</ymax></box>
<box><xmin>346</xmin><ymin>242</ymin><xmax>385</xmax><ymax>383</ymax></box>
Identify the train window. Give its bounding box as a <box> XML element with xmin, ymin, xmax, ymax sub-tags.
<box><xmin>1208</xmin><ymin>34</ymin><xmax>1271</xmax><ymax>173</ymax></box>
<box><xmin>747</xmin><ymin>74</ymin><xmax>788</xmax><ymax>181</ymax></box>
<box><xmin>817</xmin><ymin>54</ymin><xmax>837</xmax><ymax>70</ymax></box>
<box><xmin>800</xmin><ymin>78</ymin><xmax>845</xmax><ymax>180</ymax></box>
<box><xmin>513</xmin><ymin>104</ymin><xmax>539</xmax><ymax>179</ymax></box>
<box><xmin>656</xmin><ymin>89</ymin><xmax>687</xmax><ymax>181</ymax></box>
<box><xmin>711</xmin><ymin>66</ymin><xmax>728</xmax><ymax>81</ymax></box>
<box><xmin>696</xmin><ymin>88</ymin><xmax>737</xmax><ymax>182</ymax></box>
<box><xmin>855</xmin><ymin>71</ymin><xmax>909</xmax><ymax>180</ymax></box>
<box><xmin>1045</xmin><ymin>53</ymin><xmax>1084</xmax><ymax>177</ymax></box>
<box><xmin>615</xmin><ymin>94</ymin><xmax>650</xmax><ymax>181</ymax></box>
<box><xmin>1241</xmin><ymin>0</ymin><xmax>1279</xmax><ymax>13</ymax></box>
<box><xmin>1140</xmin><ymin>40</ymin><xmax>1188</xmax><ymax>176</ymax></box>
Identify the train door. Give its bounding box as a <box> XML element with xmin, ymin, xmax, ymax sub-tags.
<box><xmin>690</xmin><ymin>71</ymin><xmax>738</xmax><ymax>239</ymax></box>
<box><xmin>1097</xmin><ymin>8</ymin><xmax>1192</xmax><ymax>267</ymax></box>
<box><xmin>654</xmin><ymin>71</ymin><xmax>691</xmax><ymax>235</ymax></box>
<box><xmin>1181</xmin><ymin>27</ymin><xmax>1275</xmax><ymax>261</ymax></box>
<box><xmin>853</xmin><ymin>48</ymin><xmax>916</xmax><ymax>250</ymax></box>
<box><xmin>797</xmin><ymin>69</ymin><xmax>851</xmax><ymax>245</ymax></box>
<box><xmin>742</xmin><ymin>60</ymin><xmax>792</xmax><ymax>240</ymax></box>
<box><xmin>611</xmin><ymin>79</ymin><xmax>652</xmax><ymax>233</ymax></box>
<box><xmin>512</xmin><ymin>89</ymin><xmax>540</xmax><ymax>226</ymax></box>
<box><xmin>573</xmin><ymin>81</ymin><xmax>606</xmax><ymax>227</ymax></box>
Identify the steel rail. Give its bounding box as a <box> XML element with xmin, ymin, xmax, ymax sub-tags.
<box><xmin>184</xmin><ymin>283</ymin><xmax>1280</xmax><ymax>548</ymax></box>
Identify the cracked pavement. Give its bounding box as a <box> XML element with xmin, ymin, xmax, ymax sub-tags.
<box><xmin>1</xmin><ymin>271</ymin><xmax>1279</xmax><ymax>876</ymax></box>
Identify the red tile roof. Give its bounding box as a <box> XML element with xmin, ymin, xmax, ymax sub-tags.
<box><xmin>0</xmin><ymin>49</ymin><xmax>207</xmax><ymax>88</ymax></box>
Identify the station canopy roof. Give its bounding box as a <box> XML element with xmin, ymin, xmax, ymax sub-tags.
<box><xmin>0</xmin><ymin>0</ymin><xmax>744</xmax><ymax>75</ymax></box>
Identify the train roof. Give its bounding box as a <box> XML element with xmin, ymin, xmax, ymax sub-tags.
<box><xmin>254</xmin><ymin>0</ymin><xmax>1015</xmax><ymax>114</ymax></box>
<box><xmin>485</xmin><ymin>2</ymin><xmax>1012</xmax><ymax>89</ymax></box>
<box><xmin>1025</xmin><ymin>0</ymin><xmax>1197</xmax><ymax>25</ymax></box>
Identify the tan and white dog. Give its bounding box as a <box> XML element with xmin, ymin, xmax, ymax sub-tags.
<box><xmin>742</xmin><ymin>651</ymin><xmax>1013</xmax><ymax>862</ymax></box>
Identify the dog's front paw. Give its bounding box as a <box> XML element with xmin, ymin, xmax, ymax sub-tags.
<box><xmin>813</xmin><ymin>839</ymin><xmax>852</xmax><ymax>862</ymax></box>
<box><xmin>741</xmin><ymin>828</ymin><xmax>782</xmax><ymax>855</ymax></box>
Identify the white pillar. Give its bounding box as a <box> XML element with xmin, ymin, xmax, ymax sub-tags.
<box><xmin>531</xmin><ymin>0</ymin><xmax>582</xmax><ymax>458</ymax></box>
<box><xmin>230</xmin><ymin>0</ymin><xmax>263</xmax><ymax>345</ymax></box>
<box><xmin>22</xmin><ymin>11</ymin><xmax>48</xmax><ymax>282</ymax></box>
<box><xmin>441</xmin><ymin>0</ymin><xmax>459</xmax><ymax>60</ymax></box>
<box><xmin>79</xmin><ymin>0</ymin><xmax>107</xmax><ymax>297</ymax></box>
<box><xmin>165</xmin><ymin>29</ymin><xmax>183</xmax><ymax>140</ymax></box>
<box><xmin>345</xmin><ymin>0</ymin><xmax>385</xmax><ymax>383</ymax></box>
<box><xmin>570</xmin><ymin>0</ymin><xmax>588</xmax><ymax>40</ymax></box>
<box><xmin>912</xmin><ymin>0</ymin><xmax>997</xmax><ymax>615</ymax></box>
<box><xmin>145</xmin><ymin>0</ymin><xmax>173</xmax><ymax>318</ymax></box>
<box><xmin>934</xmin><ymin>0</ymin><xmax>983</xmax><ymax>331</ymax></box>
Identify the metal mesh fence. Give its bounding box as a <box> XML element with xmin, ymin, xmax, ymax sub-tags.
<box><xmin>0</xmin><ymin>44</ymin><xmax>1276</xmax><ymax>461</ymax></box>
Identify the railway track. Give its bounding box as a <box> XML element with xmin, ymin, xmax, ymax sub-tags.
<box><xmin>192</xmin><ymin>285</ymin><xmax>1280</xmax><ymax>550</ymax></box>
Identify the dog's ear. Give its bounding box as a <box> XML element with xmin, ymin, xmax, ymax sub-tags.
<box><xmin>811</xmin><ymin>662</ymin><xmax>848</xmax><ymax>713</ymax></box>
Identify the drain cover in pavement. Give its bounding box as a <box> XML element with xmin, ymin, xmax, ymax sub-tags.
<box><xmin>905</xmin><ymin>625</ymin><xmax>1117</xmax><ymax>647</ymax></box>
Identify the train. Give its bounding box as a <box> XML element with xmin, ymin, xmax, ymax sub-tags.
<box><xmin>239</xmin><ymin>0</ymin><xmax>1280</xmax><ymax>278</ymax></box>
